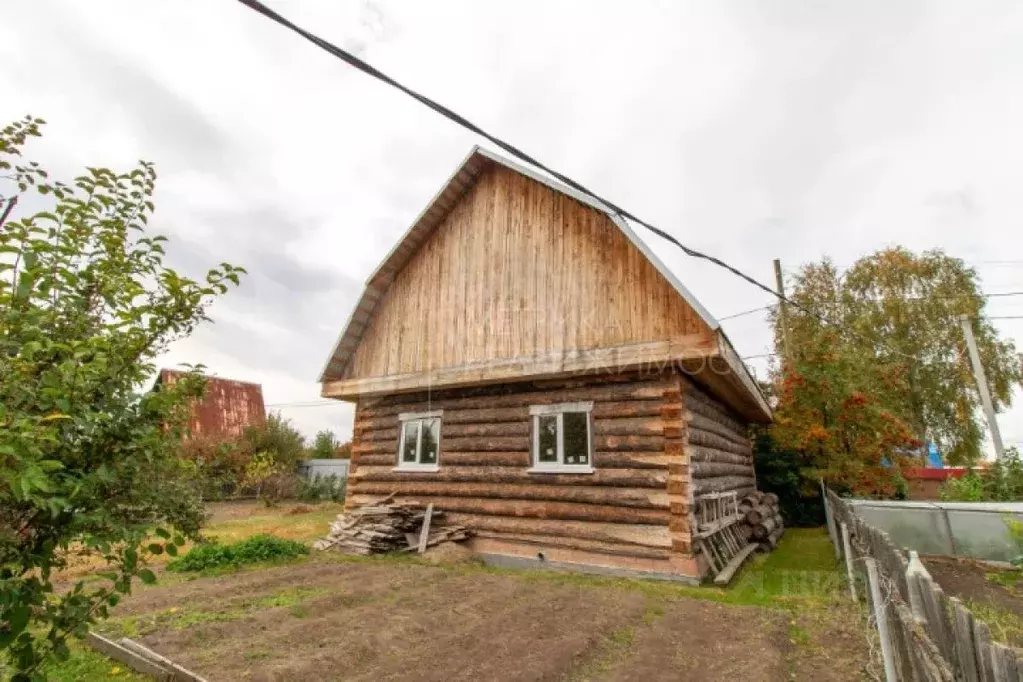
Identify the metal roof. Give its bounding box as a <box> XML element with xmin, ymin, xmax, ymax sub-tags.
<box><xmin>318</xmin><ymin>147</ymin><xmax>727</xmax><ymax>384</ymax></box>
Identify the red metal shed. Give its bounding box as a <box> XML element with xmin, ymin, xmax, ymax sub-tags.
<box><xmin>157</xmin><ymin>369</ymin><xmax>266</xmax><ymax>440</ymax></box>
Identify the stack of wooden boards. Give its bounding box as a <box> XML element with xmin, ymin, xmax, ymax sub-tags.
<box><xmin>313</xmin><ymin>497</ymin><xmax>472</xmax><ymax>555</ymax></box>
<box><xmin>738</xmin><ymin>491</ymin><xmax>785</xmax><ymax>551</ymax></box>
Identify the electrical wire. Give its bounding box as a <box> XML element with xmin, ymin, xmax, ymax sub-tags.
<box><xmin>233</xmin><ymin>4</ymin><xmax>845</xmax><ymax>325</ymax></box>
<box><xmin>718</xmin><ymin>304</ymin><xmax>775</xmax><ymax>321</ymax></box>
<box><xmin>234</xmin><ymin>0</ymin><xmax>968</xmax><ymax>366</ymax></box>
<box><xmin>265</xmin><ymin>400</ymin><xmax>340</xmax><ymax>409</ymax></box>
<box><xmin>717</xmin><ymin>290</ymin><xmax>1023</xmax><ymax>323</ymax></box>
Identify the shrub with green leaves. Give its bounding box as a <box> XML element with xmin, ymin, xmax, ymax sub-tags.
<box><xmin>167</xmin><ymin>535</ymin><xmax>309</xmax><ymax>572</ymax></box>
<box><xmin>296</xmin><ymin>474</ymin><xmax>346</xmax><ymax>503</ymax></box>
<box><xmin>940</xmin><ymin>447</ymin><xmax>1023</xmax><ymax>502</ymax></box>
<box><xmin>0</xmin><ymin>116</ymin><xmax>244</xmax><ymax>679</ymax></box>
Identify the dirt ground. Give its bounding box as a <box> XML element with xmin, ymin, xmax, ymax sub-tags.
<box><xmin>99</xmin><ymin>553</ymin><xmax>870</xmax><ymax>682</ymax></box>
<box><xmin>924</xmin><ymin>555</ymin><xmax>1023</xmax><ymax>646</ymax></box>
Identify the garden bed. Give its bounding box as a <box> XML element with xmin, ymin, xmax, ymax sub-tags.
<box><xmin>923</xmin><ymin>555</ymin><xmax>1023</xmax><ymax>647</ymax></box>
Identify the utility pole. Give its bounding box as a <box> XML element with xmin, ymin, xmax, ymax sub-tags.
<box><xmin>773</xmin><ymin>259</ymin><xmax>793</xmax><ymax>364</ymax></box>
<box><xmin>959</xmin><ymin>314</ymin><xmax>1005</xmax><ymax>458</ymax></box>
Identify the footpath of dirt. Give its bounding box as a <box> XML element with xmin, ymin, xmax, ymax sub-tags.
<box><xmin>98</xmin><ymin>555</ymin><xmax>872</xmax><ymax>682</ymax></box>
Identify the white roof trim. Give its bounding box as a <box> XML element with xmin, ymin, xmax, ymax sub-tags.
<box><xmin>319</xmin><ymin>147</ymin><xmax>754</xmax><ymax>410</ymax></box>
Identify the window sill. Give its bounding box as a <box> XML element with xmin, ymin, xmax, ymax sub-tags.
<box><xmin>393</xmin><ymin>465</ymin><xmax>440</xmax><ymax>473</ymax></box>
<box><xmin>527</xmin><ymin>466</ymin><xmax>595</xmax><ymax>475</ymax></box>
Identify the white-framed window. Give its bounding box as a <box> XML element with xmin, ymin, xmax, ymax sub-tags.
<box><xmin>396</xmin><ymin>411</ymin><xmax>442</xmax><ymax>472</ymax></box>
<box><xmin>528</xmin><ymin>402</ymin><xmax>594</xmax><ymax>473</ymax></box>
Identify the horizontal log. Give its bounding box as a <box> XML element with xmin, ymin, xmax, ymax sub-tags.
<box><xmin>732</xmin><ymin>486</ymin><xmax>757</xmax><ymax>502</ymax></box>
<box><xmin>690</xmin><ymin>461</ymin><xmax>753</xmax><ymax>479</ymax></box>
<box><xmin>683</xmin><ymin>389</ymin><xmax>745</xmax><ymax>434</ymax></box>
<box><xmin>473</xmin><ymin>531</ymin><xmax>671</xmax><ymax>560</ymax></box>
<box><xmin>686</xmin><ymin>429</ymin><xmax>751</xmax><ymax>456</ymax></box>
<box><xmin>360</xmin><ymin>421</ymin><xmax>529</xmax><ymax>442</ymax></box>
<box><xmin>347</xmin><ymin>495</ymin><xmax>670</xmax><ymax>525</ymax></box>
<box><xmin>443</xmin><ymin>513</ymin><xmax>672</xmax><ymax>548</ymax></box>
<box><xmin>352</xmin><ymin>481</ymin><xmax>669</xmax><ymax>509</ymax></box>
<box><xmin>692</xmin><ymin>475</ymin><xmax>756</xmax><ymax>495</ymax></box>
<box><xmin>359</xmin><ymin>415</ymin><xmax>667</xmax><ymax>443</ymax></box>
<box><xmin>351</xmin><ymin>465</ymin><xmax>667</xmax><ymax>488</ymax></box>
<box><xmin>358</xmin><ymin>380</ymin><xmax>675</xmax><ymax>418</ymax></box>
<box><xmin>762</xmin><ymin>492</ymin><xmax>779</xmax><ymax>506</ymax></box>
<box><xmin>686</xmin><ymin>446</ymin><xmax>751</xmax><ymax>467</ymax></box>
<box><xmin>352</xmin><ymin>451</ymin><xmax>676</xmax><ymax>469</ymax></box>
<box><xmin>356</xmin><ymin>401</ymin><xmax>667</xmax><ymax>432</ymax></box>
<box><xmin>686</xmin><ymin>412</ymin><xmax>749</xmax><ymax>448</ymax></box>
<box><xmin>596</xmin><ymin>434</ymin><xmax>666</xmax><ymax>452</ymax></box>
<box><xmin>354</xmin><ymin>433</ymin><xmax>669</xmax><ymax>455</ymax></box>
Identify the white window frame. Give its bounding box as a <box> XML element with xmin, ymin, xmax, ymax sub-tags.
<box><xmin>395</xmin><ymin>410</ymin><xmax>443</xmax><ymax>472</ymax></box>
<box><xmin>528</xmin><ymin>402</ymin><xmax>594</xmax><ymax>474</ymax></box>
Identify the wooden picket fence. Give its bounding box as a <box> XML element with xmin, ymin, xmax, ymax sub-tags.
<box><xmin>826</xmin><ymin>488</ymin><xmax>1023</xmax><ymax>681</ymax></box>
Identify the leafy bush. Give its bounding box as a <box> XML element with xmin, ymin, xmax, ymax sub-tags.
<box><xmin>752</xmin><ymin>430</ymin><xmax>825</xmax><ymax>527</ymax></box>
<box><xmin>310</xmin><ymin>430</ymin><xmax>341</xmax><ymax>458</ymax></box>
<box><xmin>940</xmin><ymin>447</ymin><xmax>1023</xmax><ymax>502</ymax></box>
<box><xmin>0</xmin><ymin>117</ymin><xmax>243</xmax><ymax>678</ymax></box>
<box><xmin>241</xmin><ymin>413</ymin><xmax>306</xmax><ymax>468</ymax></box>
<box><xmin>167</xmin><ymin>535</ymin><xmax>308</xmax><ymax>572</ymax></box>
<box><xmin>296</xmin><ymin>474</ymin><xmax>346</xmax><ymax>503</ymax></box>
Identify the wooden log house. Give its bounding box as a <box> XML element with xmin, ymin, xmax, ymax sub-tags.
<box><xmin>319</xmin><ymin>148</ymin><xmax>772</xmax><ymax>580</ymax></box>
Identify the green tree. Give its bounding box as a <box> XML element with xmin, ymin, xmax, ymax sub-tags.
<box><xmin>310</xmin><ymin>429</ymin><xmax>341</xmax><ymax>458</ymax></box>
<box><xmin>778</xmin><ymin>248</ymin><xmax>1022</xmax><ymax>465</ymax></box>
<box><xmin>241</xmin><ymin>412</ymin><xmax>305</xmax><ymax>467</ymax></box>
<box><xmin>0</xmin><ymin>116</ymin><xmax>244</xmax><ymax>678</ymax></box>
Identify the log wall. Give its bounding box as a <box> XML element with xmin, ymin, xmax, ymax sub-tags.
<box><xmin>348</xmin><ymin>372</ymin><xmax>701</xmax><ymax>576</ymax></box>
<box><xmin>683</xmin><ymin>376</ymin><xmax>756</xmax><ymax>500</ymax></box>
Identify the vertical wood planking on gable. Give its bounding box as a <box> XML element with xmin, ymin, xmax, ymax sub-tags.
<box><xmin>345</xmin><ymin>165</ymin><xmax>715</xmax><ymax>381</ymax></box>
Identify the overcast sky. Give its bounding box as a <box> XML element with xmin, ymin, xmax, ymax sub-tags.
<box><xmin>2</xmin><ymin>0</ymin><xmax>1022</xmax><ymax>451</ymax></box>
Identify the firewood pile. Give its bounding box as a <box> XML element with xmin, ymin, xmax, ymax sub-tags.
<box><xmin>313</xmin><ymin>497</ymin><xmax>472</xmax><ymax>556</ymax></box>
<box><xmin>738</xmin><ymin>491</ymin><xmax>785</xmax><ymax>552</ymax></box>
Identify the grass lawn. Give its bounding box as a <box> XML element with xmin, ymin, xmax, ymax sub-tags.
<box><xmin>11</xmin><ymin>505</ymin><xmax>871</xmax><ymax>681</ymax></box>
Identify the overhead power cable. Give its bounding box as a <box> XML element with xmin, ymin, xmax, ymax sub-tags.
<box><xmin>718</xmin><ymin>305</ymin><xmax>775</xmax><ymax>321</ymax></box>
<box><xmin>235</xmin><ymin>0</ymin><xmax>927</xmax><ymax>364</ymax></box>
<box><xmin>717</xmin><ymin>290</ymin><xmax>1023</xmax><ymax>323</ymax></box>
<box><xmin>265</xmin><ymin>400</ymin><xmax>340</xmax><ymax>409</ymax></box>
<box><xmin>234</xmin><ymin>4</ymin><xmax>814</xmax><ymax>314</ymax></box>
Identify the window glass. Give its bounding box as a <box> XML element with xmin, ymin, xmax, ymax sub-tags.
<box><xmin>401</xmin><ymin>421</ymin><xmax>419</xmax><ymax>463</ymax></box>
<box><xmin>420</xmin><ymin>418</ymin><xmax>439</xmax><ymax>464</ymax></box>
<box><xmin>537</xmin><ymin>415</ymin><xmax>558</xmax><ymax>463</ymax></box>
<box><xmin>563</xmin><ymin>412</ymin><xmax>589</xmax><ymax>465</ymax></box>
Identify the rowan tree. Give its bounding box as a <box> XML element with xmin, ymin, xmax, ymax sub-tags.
<box><xmin>0</xmin><ymin>116</ymin><xmax>244</xmax><ymax>679</ymax></box>
<box><xmin>774</xmin><ymin>249</ymin><xmax>1021</xmax><ymax>466</ymax></box>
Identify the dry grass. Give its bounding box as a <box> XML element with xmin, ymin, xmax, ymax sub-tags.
<box><xmin>51</xmin><ymin>501</ymin><xmax>343</xmax><ymax>582</ymax></box>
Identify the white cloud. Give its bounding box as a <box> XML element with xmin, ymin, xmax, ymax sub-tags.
<box><xmin>1</xmin><ymin>0</ymin><xmax>1021</xmax><ymax>450</ymax></box>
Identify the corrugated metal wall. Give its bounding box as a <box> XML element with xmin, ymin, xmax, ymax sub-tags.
<box><xmin>159</xmin><ymin>369</ymin><xmax>266</xmax><ymax>440</ymax></box>
<box><xmin>298</xmin><ymin>459</ymin><xmax>350</xmax><ymax>480</ymax></box>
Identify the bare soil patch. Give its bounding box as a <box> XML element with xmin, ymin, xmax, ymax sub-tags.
<box><xmin>98</xmin><ymin>554</ymin><xmax>870</xmax><ymax>682</ymax></box>
<box><xmin>924</xmin><ymin>556</ymin><xmax>1023</xmax><ymax>620</ymax></box>
<box><xmin>595</xmin><ymin>600</ymin><xmax>788</xmax><ymax>682</ymax></box>
<box><xmin>924</xmin><ymin>555</ymin><xmax>1023</xmax><ymax>647</ymax></box>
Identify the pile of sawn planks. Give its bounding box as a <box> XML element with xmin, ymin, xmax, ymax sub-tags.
<box><xmin>313</xmin><ymin>497</ymin><xmax>471</xmax><ymax>555</ymax></box>
<box><xmin>738</xmin><ymin>491</ymin><xmax>785</xmax><ymax>552</ymax></box>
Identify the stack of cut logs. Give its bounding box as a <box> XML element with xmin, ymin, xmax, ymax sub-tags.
<box><xmin>738</xmin><ymin>491</ymin><xmax>784</xmax><ymax>552</ymax></box>
<box><xmin>313</xmin><ymin>497</ymin><xmax>471</xmax><ymax>556</ymax></box>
